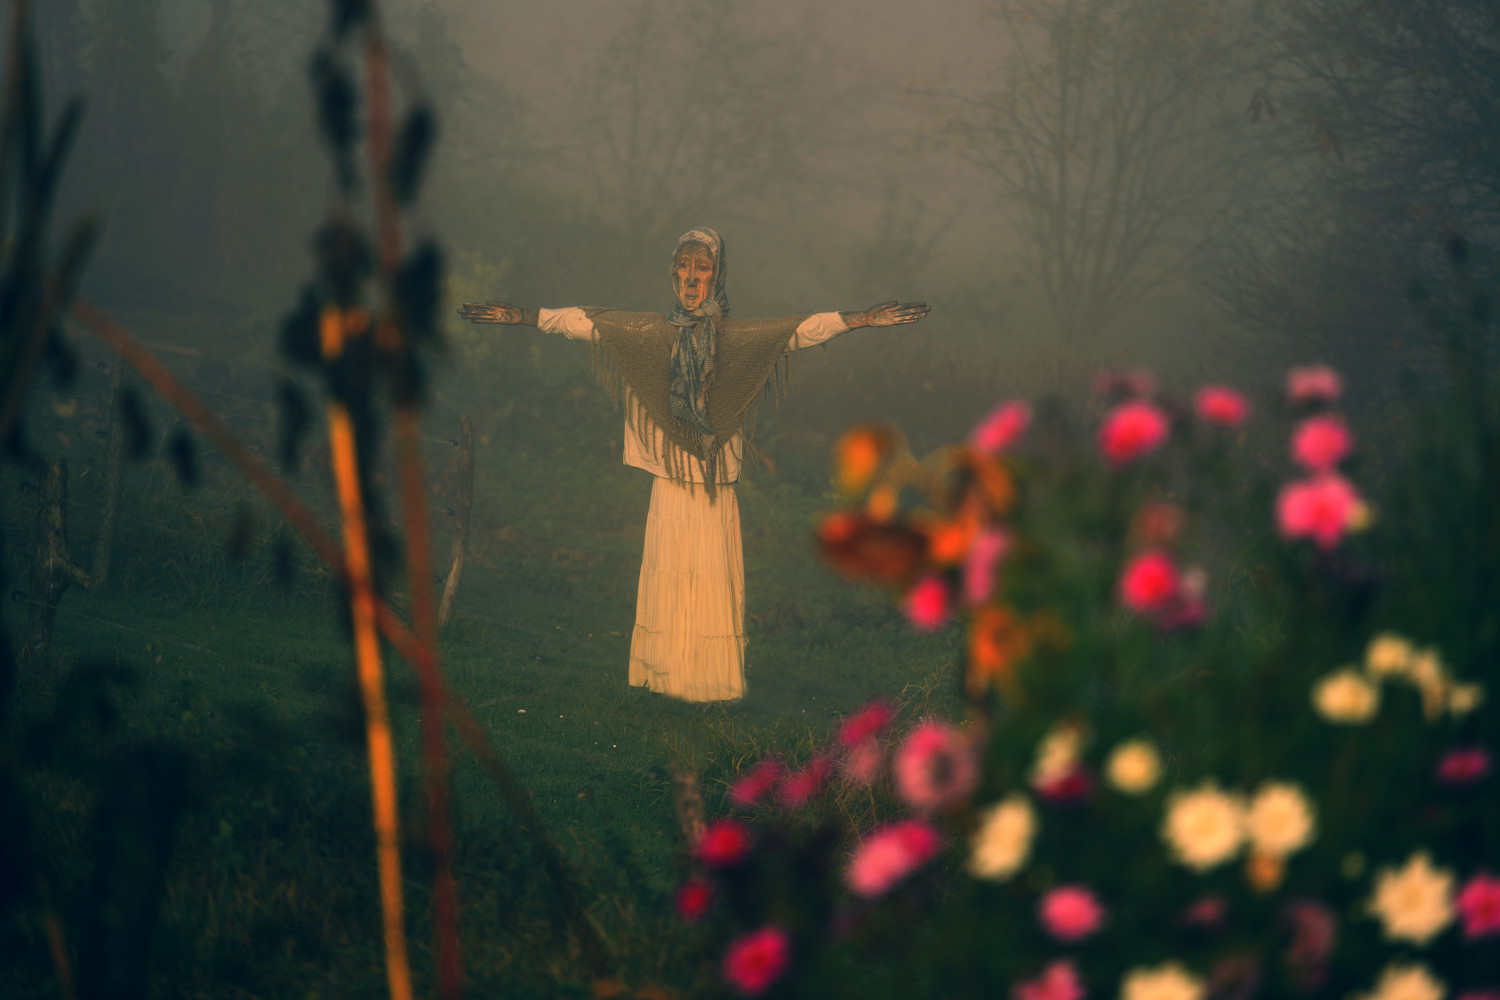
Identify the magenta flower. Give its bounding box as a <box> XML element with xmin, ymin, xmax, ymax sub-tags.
<box><xmin>722</xmin><ymin>925</ymin><xmax>791</xmax><ymax>996</ymax></box>
<box><xmin>838</xmin><ymin>700</ymin><xmax>895</xmax><ymax>749</ymax></box>
<box><xmin>842</xmin><ymin>739</ymin><xmax>884</xmax><ymax>786</ymax></box>
<box><xmin>893</xmin><ymin>720</ymin><xmax>979</xmax><ymax>812</ymax></box>
<box><xmin>1013</xmin><ymin>960</ymin><xmax>1086</xmax><ymax>1000</ymax></box>
<box><xmin>1195</xmin><ymin>385</ymin><xmax>1250</xmax><ymax>427</ymax></box>
<box><xmin>1290</xmin><ymin>414</ymin><xmax>1353</xmax><ymax>471</ymax></box>
<box><xmin>728</xmin><ymin>756</ymin><xmax>784</xmax><ymax>809</ymax></box>
<box><xmin>963</xmin><ymin>527</ymin><xmax>1012</xmax><ymax>606</ymax></box>
<box><xmin>1035</xmin><ymin>765</ymin><xmax>1094</xmax><ymax>806</ymax></box>
<box><xmin>1276</xmin><ymin>473</ymin><xmax>1363</xmax><ymax>550</ymax></box>
<box><xmin>696</xmin><ymin>817</ymin><xmax>752</xmax><ymax>867</ymax></box>
<box><xmin>1286</xmin><ymin>364</ymin><xmax>1343</xmax><ymax>406</ymax></box>
<box><xmin>1038</xmin><ymin>885</ymin><xmax>1107</xmax><ymax>942</ymax></box>
<box><xmin>675</xmin><ymin>876</ymin><xmax>715</xmax><ymax>924</ymax></box>
<box><xmin>846</xmin><ymin>818</ymin><xmax>943</xmax><ymax>898</ymax></box>
<box><xmin>1283</xmin><ymin>899</ymin><xmax>1337</xmax><ymax>988</ymax></box>
<box><xmin>972</xmin><ymin>400</ymin><xmax>1032</xmax><ymax>454</ymax></box>
<box><xmin>1118</xmin><ymin>549</ymin><xmax>1182</xmax><ymax>615</ymax></box>
<box><xmin>903</xmin><ymin>574</ymin><xmax>953</xmax><ymax>631</ymax></box>
<box><xmin>1437</xmin><ymin>748</ymin><xmax>1490</xmax><ymax>786</ymax></box>
<box><xmin>1457</xmin><ymin>873</ymin><xmax>1500</xmax><ymax>938</ymax></box>
<box><xmin>776</xmin><ymin>755</ymin><xmax>834</xmax><ymax>809</ymax></box>
<box><xmin>1098</xmin><ymin>399</ymin><xmax>1170</xmax><ymax>465</ymax></box>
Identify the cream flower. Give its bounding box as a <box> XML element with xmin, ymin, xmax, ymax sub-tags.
<box><xmin>1031</xmin><ymin>722</ymin><xmax>1083</xmax><ymax>788</ymax></box>
<box><xmin>1358</xmin><ymin>963</ymin><xmax>1445</xmax><ymax>1000</ymax></box>
<box><xmin>1364</xmin><ymin>632</ymin><xmax>1414</xmax><ymax>678</ymax></box>
<box><xmin>1368</xmin><ymin>852</ymin><xmax>1455</xmax><ymax>945</ymax></box>
<box><xmin>1406</xmin><ymin>649</ymin><xmax>1449</xmax><ymax>721</ymax></box>
<box><xmin>1120</xmin><ymin>962</ymin><xmax>1205</xmax><ymax>1000</ymax></box>
<box><xmin>1106</xmin><ymin>738</ymin><xmax>1162</xmax><ymax>795</ymax></box>
<box><xmin>968</xmin><ymin>793</ymin><xmax>1036</xmax><ymax>881</ymax></box>
<box><xmin>1162</xmin><ymin>782</ymin><xmax>1246</xmax><ymax>872</ymax></box>
<box><xmin>1448</xmin><ymin>683</ymin><xmax>1484</xmax><ymax>716</ymax></box>
<box><xmin>1312</xmin><ymin>669</ymin><xmax>1380</xmax><ymax>723</ymax></box>
<box><xmin>1246</xmin><ymin>781</ymin><xmax>1316</xmax><ymax>858</ymax></box>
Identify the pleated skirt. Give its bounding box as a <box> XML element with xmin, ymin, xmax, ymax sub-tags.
<box><xmin>628</xmin><ymin>477</ymin><xmax>747</xmax><ymax>702</ymax></box>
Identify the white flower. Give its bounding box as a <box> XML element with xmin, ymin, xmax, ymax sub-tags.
<box><xmin>1106</xmin><ymin>738</ymin><xmax>1162</xmax><ymax>795</ymax></box>
<box><xmin>1031</xmin><ymin>722</ymin><xmax>1083</xmax><ymax>789</ymax></box>
<box><xmin>1312</xmin><ymin>669</ymin><xmax>1380</xmax><ymax>723</ymax></box>
<box><xmin>1120</xmin><ymin>962</ymin><xmax>1205</xmax><ymax>1000</ymax></box>
<box><xmin>1162</xmin><ymin>782</ymin><xmax>1246</xmax><ymax>872</ymax></box>
<box><xmin>1245</xmin><ymin>781</ymin><xmax>1316</xmax><ymax>858</ymax></box>
<box><xmin>968</xmin><ymin>793</ymin><xmax>1036</xmax><ymax>881</ymax></box>
<box><xmin>1448</xmin><ymin>683</ymin><xmax>1484</xmax><ymax>716</ymax></box>
<box><xmin>1368</xmin><ymin>852</ymin><xmax>1455</xmax><ymax>945</ymax></box>
<box><xmin>1364</xmin><ymin>632</ymin><xmax>1414</xmax><ymax>678</ymax></box>
<box><xmin>1358</xmin><ymin>963</ymin><xmax>1445</xmax><ymax>1000</ymax></box>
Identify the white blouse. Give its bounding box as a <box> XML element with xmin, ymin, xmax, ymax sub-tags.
<box><xmin>538</xmin><ymin>307</ymin><xmax>849</xmax><ymax>482</ymax></box>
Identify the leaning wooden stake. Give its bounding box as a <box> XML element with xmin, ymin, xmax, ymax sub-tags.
<box><xmin>24</xmin><ymin>456</ymin><xmax>89</xmax><ymax>663</ymax></box>
<box><xmin>438</xmin><ymin>417</ymin><xmax>474</xmax><ymax>628</ymax></box>
<box><xmin>320</xmin><ymin>306</ymin><xmax>414</xmax><ymax>1000</ymax></box>
<box><xmin>90</xmin><ymin>357</ymin><xmax>124</xmax><ymax>587</ymax></box>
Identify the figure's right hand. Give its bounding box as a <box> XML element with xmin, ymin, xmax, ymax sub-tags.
<box><xmin>457</xmin><ymin>301</ymin><xmax>521</xmax><ymax>324</ymax></box>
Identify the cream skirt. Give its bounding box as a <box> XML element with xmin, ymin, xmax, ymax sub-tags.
<box><xmin>629</xmin><ymin>477</ymin><xmax>747</xmax><ymax>702</ymax></box>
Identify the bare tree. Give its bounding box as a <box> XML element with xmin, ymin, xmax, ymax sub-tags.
<box><xmin>931</xmin><ymin>0</ymin><xmax>1253</xmax><ymax>352</ymax></box>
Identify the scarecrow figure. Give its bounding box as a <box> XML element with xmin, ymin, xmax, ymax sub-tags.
<box><xmin>460</xmin><ymin>227</ymin><xmax>928</xmax><ymax>701</ymax></box>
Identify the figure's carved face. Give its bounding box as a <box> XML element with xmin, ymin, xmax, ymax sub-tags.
<box><xmin>673</xmin><ymin>245</ymin><xmax>716</xmax><ymax>312</ymax></box>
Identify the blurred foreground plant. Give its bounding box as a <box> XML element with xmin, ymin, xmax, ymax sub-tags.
<box><xmin>674</xmin><ymin>343</ymin><xmax>1496</xmax><ymax>998</ymax></box>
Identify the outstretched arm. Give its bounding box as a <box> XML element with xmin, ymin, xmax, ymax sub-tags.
<box><xmin>838</xmin><ymin>300</ymin><xmax>930</xmax><ymax>329</ymax></box>
<box><xmin>457</xmin><ymin>302</ymin><xmax>539</xmax><ymax>328</ymax></box>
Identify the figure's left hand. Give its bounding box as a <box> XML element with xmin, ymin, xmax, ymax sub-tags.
<box><xmin>856</xmin><ymin>301</ymin><xmax>930</xmax><ymax>328</ymax></box>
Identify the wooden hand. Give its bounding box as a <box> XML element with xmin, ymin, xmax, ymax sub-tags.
<box><xmin>457</xmin><ymin>301</ymin><xmax>523</xmax><ymax>325</ymax></box>
<box><xmin>843</xmin><ymin>300</ymin><xmax>930</xmax><ymax>329</ymax></box>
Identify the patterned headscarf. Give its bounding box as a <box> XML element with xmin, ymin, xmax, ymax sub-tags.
<box><xmin>667</xmin><ymin>227</ymin><xmax>730</xmax><ymax>477</ymax></box>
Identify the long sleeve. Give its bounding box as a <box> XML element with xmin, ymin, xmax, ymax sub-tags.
<box><xmin>537</xmin><ymin>306</ymin><xmax>598</xmax><ymax>342</ymax></box>
<box><xmin>787</xmin><ymin>311</ymin><xmax>850</xmax><ymax>351</ymax></box>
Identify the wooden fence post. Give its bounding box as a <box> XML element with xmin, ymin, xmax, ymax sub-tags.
<box><xmin>25</xmin><ymin>456</ymin><xmax>89</xmax><ymax>663</ymax></box>
<box><xmin>90</xmin><ymin>358</ymin><xmax>124</xmax><ymax>587</ymax></box>
<box><xmin>437</xmin><ymin>416</ymin><xmax>474</xmax><ymax>628</ymax></box>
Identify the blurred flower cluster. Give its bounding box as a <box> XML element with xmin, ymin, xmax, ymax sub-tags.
<box><xmin>669</xmin><ymin>367</ymin><xmax>1496</xmax><ymax>999</ymax></box>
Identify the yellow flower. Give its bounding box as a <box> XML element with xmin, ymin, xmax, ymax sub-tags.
<box><xmin>1406</xmin><ymin>649</ymin><xmax>1449</xmax><ymax>721</ymax></box>
<box><xmin>1030</xmin><ymin>722</ymin><xmax>1083</xmax><ymax>789</ymax></box>
<box><xmin>1245</xmin><ymin>781</ymin><xmax>1316</xmax><ymax>858</ymax></box>
<box><xmin>1448</xmin><ymin>683</ymin><xmax>1484</xmax><ymax>716</ymax></box>
<box><xmin>1120</xmin><ymin>962</ymin><xmax>1206</xmax><ymax>1000</ymax></box>
<box><xmin>1358</xmin><ymin>963</ymin><xmax>1445</xmax><ymax>1000</ymax></box>
<box><xmin>1364</xmin><ymin>632</ymin><xmax>1414</xmax><ymax>678</ymax></box>
<box><xmin>968</xmin><ymin>793</ymin><xmax>1036</xmax><ymax>881</ymax></box>
<box><xmin>1106</xmin><ymin>738</ymin><xmax>1162</xmax><ymax>795</ymax></box>
<box><xmin>1312</xmin><ymin>669</ymin><xmax>1379</xmax><ymax>723</ymax></box>
<box><xmin>1162</xmin><ymin>782</ymin><xmax>1246</xmax><ymax>872</ymax></box>
<box><xmin>1368</xmin><ymin>852</ymin><xmax>1454</xmax><ymax>946</ymax></box>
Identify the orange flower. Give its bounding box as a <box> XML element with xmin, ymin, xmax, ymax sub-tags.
<box><xmin>968</xmin><ymin>605</ymin><xmax>1032</xmax><ymax>697</ymax></box>
<box><xmin>835</xmin><ymin>425</ymin><xmax>894</xmax><ymax>496</ymax></box>
<box><xmin>956</xmin><ymin>448</ymin><xmax>1017</xmax><ymax>514</ymax></box>
<box><xmin>924</xmin><ymin>495</ymin><xmax>985</xmax><ymax>566</ymax></box>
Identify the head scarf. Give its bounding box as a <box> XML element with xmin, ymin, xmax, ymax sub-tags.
<box><xmin>667</xmin><ymin>227</ymin><xmax>731</xmax><ymax>479</ymax></box>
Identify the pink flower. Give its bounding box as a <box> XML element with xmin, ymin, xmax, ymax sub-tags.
<box><xmin>1286</xmin><ymin>365</ymin><xmax>1342</xmax><ymax>406</ymax></box>
<box><xmin>1437</xmin><ymin>748</ymin><xmax>1491</xmax><ymax>786</ymax></box>
<box><xmin>1038</xmin><ymin>885</ymin><xmax>1107</xmax><ymax>942</ymax></box>
<box><xmin>963</xmin><ymin>527</ymin><xmax>1012</xmax><ymax>606</ymax></box>
<box><xmin>675</xmin><ymin>876</ymin><xmax>715</xmax><ymax>923</ymax></box>
<box><xmin>1035</xmin><ymin>766</ymin><xmax>1094</xmax><ymax>805</ymax></box>
<box><xmin>728</xmin><ymin>756</ymin><xmax>784</xmax><ymax>809</ymax></box>
<box><xmin>1118</xmin><ymin>549</ymin><xmax>1182</xmax><ymax>614</ymax></box>
<box><xmin>904</xmin><ymin>574</ymin><xmax>952</xmax><ymax>631</ymax></box>
<box><xmin>1098</xmin><ymin>400</ymin><xmax>1170</xmax><ymax>465</ymax></box>
<box><xmin>972</xmin><ymin>400</ymin><xmax>1032</xmax><ymax>454</ymax></box>
<box><xmin>1283</xmin><ymin>899</ymin><xmax>1337</xmax><ymax>987</ymax></box>
<box><xmin>1195</xmin><ymin>386</ymin><xmax>1250</xmax><ymax>427</ymax></box>
<box><xmin>1276</xmin><ymin>473</ymin><xmax>1363</xmax><ymax>550</ymax></box>
<box><xmin>776</xmin><ymin>755</ymin><xmax>834</xmax><ymax>809</ymax></box>
<box><xmin>696</xmin><ymin>818</ymin><xmax>752</xmax><ymax>867</ymax></box>
<box><xmin>845</xmin><ymin>818</ymin><xmax>943</xmax><ymax>898</ymax></box>
<box><xmin>1290</xmin><ymin>414</ymin><xmax>1353</xmax><ymax>471</ymax></box>
<box><xmin>1457</xmin><ymin>873</ymin><xmax>1500</xmax><ymax>938</ymax></box>
<box><xmin>838</xmin><ymin>700</ymin><xmax>895</xmax><ymax>749</ymax></box>
<box><xmin>722</xmin><ymin>925</ymin><xmax>791</xmax><ymax>996</ymax></box>
<box><xmin>842</xmin><ymin>739</ymin><xmax>884</xmax><ymax>786</ymax></box>
<box><xmin>1014</xmin><ymin>960</ymin><xmax>1086</xmax><ymax>1000</ymax></box>
<box><xmin>893</xmin><ymin>720</ymin><xmax>979</xmax><ymax>812</ymax></box>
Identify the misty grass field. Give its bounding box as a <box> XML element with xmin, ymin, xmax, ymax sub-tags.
<box><xmin>0</xmin><ymin>341</ymin><xmax>968</xmax><ymax>996</ymax></box>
